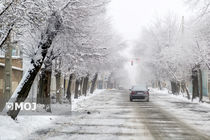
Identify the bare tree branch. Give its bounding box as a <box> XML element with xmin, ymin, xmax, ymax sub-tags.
<box><xmin>0</xmin><ymin>0</ymin><xmax>14</xmax><ymax>17</ymax></box>
<box><xmin>0</xmin><ymin>23</ymin><xmax>14</xmax><ymax>48</ymax></box>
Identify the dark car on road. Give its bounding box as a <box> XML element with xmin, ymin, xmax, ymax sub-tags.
<box><xmin>129</xmin><ymin>86</ymin><xmax>149</xmax><ymax>102</ymax></box>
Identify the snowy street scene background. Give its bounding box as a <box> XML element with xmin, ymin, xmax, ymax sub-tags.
<box><xmin>1</xmin><ymin>0</ymin><xmax>210</xmax><ymax>140</ymax></box>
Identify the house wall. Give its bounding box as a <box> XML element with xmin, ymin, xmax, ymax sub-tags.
<box><xmin>0</xmin><ymin>58</ymin><xmax>23</xmax><ymax>111</ymax></box>
<box><xmin>0</xmin><ymin>57</ymin><xmax>22</xmax><ymax>68</ymax></box>
<box><xmin>202</xmin><ymin>70</ymin><xmax>208</xmax><ymax>96</ymax></box>
<box><xmin>187</xmin><ymin>70</ymin><xmax>208</xmax><ymax>97</ymax></box>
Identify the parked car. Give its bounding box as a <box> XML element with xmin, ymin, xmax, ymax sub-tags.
<box><xmin>129</xmin><ymin>86</ymin><xmax>149</xmax><ymax>102</ymax></box>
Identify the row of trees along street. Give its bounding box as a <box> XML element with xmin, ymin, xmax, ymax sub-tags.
<box><xmin>0</xmin><ymin>0</ymin><xmax>126</xmax><ymax>119</ymax></box>
<box><xmin>134</xmin><ymin>0</ymin><xmax>210</xmax><ymax>102</ymax></box>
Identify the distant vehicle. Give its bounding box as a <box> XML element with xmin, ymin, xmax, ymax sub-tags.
<box><xmin>129</xmin><ymin>86</ymin><xmax>149</xmax><ymax>102</ymax></box>
<box><xmin>118</xmin><ymin>85</ymin><xmax>124</xmax><ymax>90</ymax></box>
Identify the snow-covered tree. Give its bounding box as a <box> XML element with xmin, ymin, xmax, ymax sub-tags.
<box><xmin>5</xmin><ymin>0</ymin><xmax>108</xmax><ymax>119</ymax></box>
<box><xmin>134</xmin><ymin>14</ymin><xmax>200</xmax><ymax>98</ymax></box>
<box><xmin>4</xmin><ymin>0</ymin><xmax>126</xmax><ymax>119</ymax></box>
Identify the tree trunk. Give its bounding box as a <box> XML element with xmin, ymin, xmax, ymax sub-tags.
<box><xmin>181</xmin><ymin>82</ymin><xmax>185</xmax><ymax>93</ymax></box>
<box><xmin>74</xmin><ymin>79</ymin><xmax>80</xmax><ymax>99</ymax></box>
<box><xmin>158</xmin><ymin>81</ymin><xmax>162</xmax><ymax>90</ymax></box>
<box><xmin>44</xmin><ymin>70</ymin><xmax>52</xmax><ymax>112</ymax></box>
<box><xmin>37</xmin><ymin>58</ymin><xmax>52</xmax><ymax>113</ymax></box>
<box><xmin>171</xmin><ymin>81</ymin><xmax>181</xmax><ymax>95</ymax></box>
<box><xmin>90</xmin><ymin>73</ymin><xmax>98</xmax><ymax>94</ymax></box>
<box><xmin>4</xmin><ymin>32</ymin><xmax>12</xmax><ymax>103</ymax></box>
<box><xmin>182</xmin><ymin>82</ymin><xmax>190</xmax><ymax>100</ymax></box>
<box><xmin>66</xmin><ymin>74</ymin><xmax>73</xmax><ymax>103</ymax></box>
<box><xmin>199</xmin><ymin>69</ymin><xmax>203</xmax><ymax>102</ymax></box>
<box><xmin>177</xmin><ymin>82</ymin><xmax>181</xmax><ymax>94</ymax></box>
<box><xmin>7</xmin><ymin>12</ymin><xmax>62</xmax><ymax>119</ymax></box>
<box><xmin>39</xmin><ymin>68</ymin><xmax>52</xmax><ymax>112</ymax></box>
<box><xmin>56</xmin><ymin>71</ymin><xmax>62</xmax><ymax>104</ymax></box>
<box><xmin>192</xmin><ymin>68</ymin><xmax>199</xmax><ymax>100</ymax></box>
<box><xmin>79</xmin><ymin>77</ymin><xmax>83</xmax><ymax>97</ymax></box>
<box><xmin>55</xmin><ymin>56</ymin><xmax>62</xmax><ymax>104</ymax></box>
<box><xmin>82</xmin><ymin>75</ymin><xmax>89</xmax><ymax>96</ymax></box>
<box><xmin>63</xmin><ymin>76</ymin><xmax>66</xmax><ymax>97</ymax></box>
<box><xmin>171</xmin><ymin>81</ymin><xmax>178</xmax><ymax>94</ymax></box>
<box><xmin>37</xmin><ymin>71</ymin><xmax>45</xmax><ymax>104</ymax></box>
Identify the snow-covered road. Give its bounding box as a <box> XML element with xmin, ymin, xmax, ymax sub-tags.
<box><xmin>29</xmin><ymin>90</ymin><xmax>153</xmax><ymax>140</ymax></box>
<box><xmin>28</xmin><ymin>89</ymin><xmax>210</xmax><ymax>140</ymax></box>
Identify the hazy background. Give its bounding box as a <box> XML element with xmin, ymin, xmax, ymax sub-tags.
<box><xmin>107</xmin><ymin>0</ymin><xmax>191</xmax><ymax>87</ymax></box>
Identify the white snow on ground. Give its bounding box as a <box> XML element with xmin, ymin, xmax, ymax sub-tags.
<box><xmin>151</xmin><ymin>88</ymin><xmax>210</xmax><ymax>107</ymax></box>
<box><xmin>0</xmin><ymin>116</ymin><xmax>56</xmax><ymax>140</ymax></box>
<box><xmin>0</xmin><ymin>89</ymin><xmax>105</xmax><ymax>140</ymax></box>
<box><xmin>71</xmin><ymin>89</ymin><xmax>106</xmax><ymax>111</ymax></box>
<box><xmin>150</xmin><ymin>88</ymin><xmax>210</xmax><ymax>136</ymax></box>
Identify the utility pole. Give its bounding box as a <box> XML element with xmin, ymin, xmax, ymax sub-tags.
<box><xmin>4</xmin><ymin>31</ymin><xmax>12</xmax><ymax>102</ymax></box>
<box><xmin>181</xmin><ymin>16</ymin><xmax>185</xmax><ymax>49</ymax></box>
<box><xmin>168</xmin><ymin>24</ymin><xmax>171</xmax><ymax>48</ymax></box>
<box><xmin>181</xmin><ymin>16</ymin><xmax>184</xmax><ymax>36</ymax></box>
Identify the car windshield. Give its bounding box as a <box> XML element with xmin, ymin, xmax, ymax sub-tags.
<box><xmin>132</xmin><ymin>86</ymin><xmax>147</xmax><ymax>91</ymax></box>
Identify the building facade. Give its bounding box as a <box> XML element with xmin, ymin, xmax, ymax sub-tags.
<box><xmin>0</xmin><ymin>57</ymin><xmax>23</xmax><ymax>111</ymax></box>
